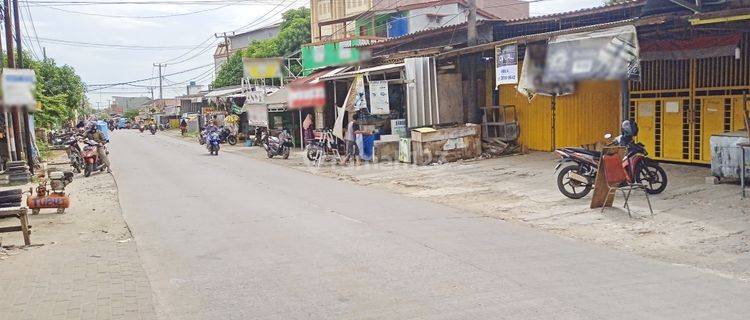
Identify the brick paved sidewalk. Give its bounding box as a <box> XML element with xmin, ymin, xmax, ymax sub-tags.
<box><xmin>0</xmin><ymin>169</ymin><xmax>157</xmax><ymax>320</ymax></box>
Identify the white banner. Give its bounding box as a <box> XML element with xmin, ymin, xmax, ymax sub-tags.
<box><xmin>2</xmin><ymin>68</ymin><xmax>37</xmax><ymax>108</ymax></box>
<box><xmin>369</xmin><ymin>80</ymin><xmax>389</xmax><ymax>115</ymax></box>
<box><xmin>496</xmin><ymin>44</ymin><xmax>518</xmax><ymax>86</ymax></box>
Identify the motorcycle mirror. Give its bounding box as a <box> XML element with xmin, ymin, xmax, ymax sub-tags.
<box><xmin>604</xmin><ymin>133</ymin><xmax>612</xmax><ymax>139</ymax></box>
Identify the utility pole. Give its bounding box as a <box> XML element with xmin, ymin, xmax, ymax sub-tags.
<box><xmin>12</xmin><ymin>0</ymin><xmax>20</xmax><ymax>68</ymax></box>
<box><xmin>42</xmin><ymin>47</ymin><xmax>46</xmax><ymax>61</ymax></box>
<box><xmin>467</xmin><ymin>0</ymin><xmax>477</xmax><ymax>46</ymax></box>
<box><xmin>214</xmin><ymin>32</ymin><xmax>234</xmax><ymax>61</ymax></box>
<box><xmin>153</xmin><ymin>63</ymin><xmax>165</xmax><ymax>100</ymax></box>
<box><xmin>3</xmin><ymin>0</ymin><xmax>14</xmax><ymax>68</ymax></box>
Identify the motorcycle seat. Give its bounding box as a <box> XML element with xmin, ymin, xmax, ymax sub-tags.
<box><xmin>563</xmin><ymin>147</ymin><xmax>601</xmax><ymax>158</ymax></box>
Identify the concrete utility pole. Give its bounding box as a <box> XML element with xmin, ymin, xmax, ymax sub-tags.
<box><xmin>153</xmin><ymin>63</ymin><xmax>165</xmax><ymax>100</ymax></box>
<box><xmin>3</xmin><ymin>0</ymin><xmax>14</xmax><ymax>68</ymax></box>
<box><xmin>467</xmin><ymin>0</ymin><xmax>478</xmax><ymax>46</ymax></box>
<box><xmin>214</xmin><ymin>32</ymin><xmax>234</xmax><ymax>55</ymax></box>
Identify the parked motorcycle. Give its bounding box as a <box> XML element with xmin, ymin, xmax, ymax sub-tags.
<box><xmin>207</xmin><ymin>131</ymin><xmax>220</xmax><ymax>155</ymax></box>
<box><xmin>65</xmin><ymin>136</ymin><xmax>84</xmax><ymax>173</ymax></box>
<box><xmin>554</xmin><ymin>124</ymin><xmax>667</xmax><ymax>199</ymax></box>
<box><xmin>139</xmin><ymin>124</ymin><xmax>145</xmax><ymax>133</ymax></box>
<box><xmin>81</xmin><ymin>139</ymin><xmax>109</xmax><ymax>177</ymax></box>
<box><xmin>263</xmin><ymin>129</ymin><xmax>292</xmax><ymax>159</ymax></box>
<box><xmin>149</xmin><ymin>124</ymin><xmax>157</xmax><ymax>135</ymax></box>
<box><xmin>219</xmin><ymin>127</ymin><xmax>238</xmax><ymax>145</ymax></box>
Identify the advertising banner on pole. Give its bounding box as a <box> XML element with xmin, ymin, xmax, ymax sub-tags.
<box><xmin>495</xmin><ymin>43</ymin><xmax>518</xmax><ymax>86</ymax></box>
<box><xmin>369</xmin><ymin>80</ymin><xmax>389</xmax><ymax>115</ymax></box>
<box><xmin>1</xmin><ymin>69</ymin><xmax>37</xmax><ymax>109</ymax></box>
<box><xmin>242</xmin><ymin>57</ymin><xmax>283</xmax><ymax>79</ymax></box>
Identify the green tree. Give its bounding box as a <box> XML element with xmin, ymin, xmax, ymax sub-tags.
<box><xmin>124</xmin><ymin>109</ymin><xmax>139</xmax><ymax>121</ymax></box>
<box><xmin>212</xmin><ymin>51</ymin><xmax>244</xmax><ymax>88</ymax></box>
<box><xmin>212</xmin><ymin>7</ymin><xmax>312</xmax><ymax>87</ymax></box>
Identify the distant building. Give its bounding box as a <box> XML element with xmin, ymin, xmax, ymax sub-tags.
<box><xmin>112</xmin><ymin>96</ymin><xmax>152</xmax><ymax>113</ymax></box>
<box><xmin>187</xmin><ymin>82</ymin><xmax>205</xmax><ymax>95</ymax></box>
<box><xmin>213</xmin><ymin>23</ymin><xmax>282</xmax><ymax>74</ymax></box>
<box><xmin>310</xmin><ymin>0</ymin><xmax>529</xmax><ymax>42</ymax></box>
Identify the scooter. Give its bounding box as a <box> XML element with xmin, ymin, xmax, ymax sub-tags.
<box><xmin>81</xmin><ymin>140</ymin><xmax>109</xmax><ymax>177</ymax></box>
<box><xmin>139</xmin><ymin>124</ymin><xmax>145</xmax><ymax>133</ymax></box>
<box><xmin>262</xmin><ymin>129</ymin><xmax>292</xmax><ymax>159</ymax></box>
<box><xmin>553</xmin><ymin>132</ymin><xmax>667</xmax><ymax>199</ymax></box>
<box><xmin>65</xmin><ymin>136</ymin><xmax>84</xmax><ymax>173</ymax></box>
<box><xmin>207</xmin><ymin>131</ymin><xmax>220</xmax><ymax>155</ymax></box>
<box><xmin>149</xmin><ymin>124</ymin><xmax>157</xmax><ymax>135</ymax></box>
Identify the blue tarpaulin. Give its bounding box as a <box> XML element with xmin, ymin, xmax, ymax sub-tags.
<box><xmin>96</xmin><ymin>120</ymin><xmax>111</xmax><ymax>141</ymax></box>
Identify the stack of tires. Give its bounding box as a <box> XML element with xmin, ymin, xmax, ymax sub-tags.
<box><xmin>0</xmin><ymin>189</ymin><xmax>22</xmax><ymax>209</ymax></box>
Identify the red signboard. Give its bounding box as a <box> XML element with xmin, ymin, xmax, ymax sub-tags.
<box><xmin>288</xmin><ymin>83</ymin><xmax>326</xmax><ymax>109</ymax></box>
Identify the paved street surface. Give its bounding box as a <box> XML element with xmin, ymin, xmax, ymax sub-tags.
<box><xmin>0</xmin><ymin>172</ymin><xmax>156</xmax><ymax>320</ymax></box>
<box><xmin>110</xmin><ymin>130</ymin><xmax>750</xmax><ymax>320</ymax></box>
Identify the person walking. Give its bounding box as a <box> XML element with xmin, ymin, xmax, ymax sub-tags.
<box><xmin>342</xmin><ymin>114</ymin><xmax>361</xmax><ymax>165</ymax></box>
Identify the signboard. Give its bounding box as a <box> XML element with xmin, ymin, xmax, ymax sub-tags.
<box><xmin>495</xmin><ymin>44</ymin><xmax>518</xmax><ymax>86</ymax></box>
<box><xmin>369</xmin><ymin>80</ymin><xmax>389</xmax><ymax>115</ymax></box>
<box><xmin>1</xmin><ymin>68</ymin><xmax>37</xmax><ymax>108</ymax></box>
<box><xmin>289</xmin><ymin>83</ymin><xmax>326</xmax><ymax>109</ymax></box>
<box><xmin>391</xmin><ymin>119</ymin><xmax>406</xmax><ymax>137</ymax></box>
<box><xmin>544</xmin><ymin>25</ymin><xmax>640</xmax><ymax>83</ymax></box>
<box><xmin>301</xmin><ymin>38</ymin><xmax>379</xmax><ymax>75</ymax></box>
<box><xmin>353</xmin><ymin>75</ymin><xmax>367</xmax><ymax>111</ymax></box>
<box><xmin>242</xmin><ymin>57</ymin><xmax>283</xmax><ymax>79</ymax></box>
<box><xmin>246</xmin><ymin>104</ymin><xmax>268</xmax><ymax>127</ymax></box>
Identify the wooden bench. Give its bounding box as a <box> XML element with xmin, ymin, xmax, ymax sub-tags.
<box><xmin>0</xmin><ymin>208</ymin><xmax>31</xmax><ymax>246</ymax></box>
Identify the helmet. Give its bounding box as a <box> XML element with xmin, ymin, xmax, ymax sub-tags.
<box><xmin>621</xmin><ymin>120</ymin><xmax>638</xmax><ymax>137</ymax></box>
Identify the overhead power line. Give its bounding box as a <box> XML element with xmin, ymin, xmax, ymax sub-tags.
<box><xmin>86</xmin><ymin>63</ymin><xmax>214</xmax><ymax>91</ymax></box>
<box><xmin>23</xmin><ymin>0</ymin><xmax>277</xmax><ymax>6</ymax></box>
<box><xmin>33</xmin><ymin>3</ymin><xmax>238</xmax><ymax>19</ymax></box>
<box><xmin>28</xmin><ymin>36</ymin><xmax>208</xmax><ymax>50</ymax></box>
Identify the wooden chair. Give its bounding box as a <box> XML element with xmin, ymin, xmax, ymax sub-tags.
<box><xmin>601</xmin><ymin>153</ymin><xmax>654</xmax><ymax>218</ymax></box>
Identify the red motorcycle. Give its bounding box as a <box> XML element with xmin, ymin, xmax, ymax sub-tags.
<box><xmin>81</xmin><ymin>140</ymin><xmax>108</xmax><ymax>177</ymax></box>
<box><xmin>554</xmin><ymin>133</ymin><xmax>667</xmax><ymax>199</ymax></box>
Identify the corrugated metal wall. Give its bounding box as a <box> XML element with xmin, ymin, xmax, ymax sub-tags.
<box><xmin>498</xmin><ymin>81</ymin><xmax>621</xmax><ymax>151</ymax></box>
<box><xmin>499</xmin><ymin>84</ymin><xmax>553</xmax><ymax>151</ymax></box>
<box><xmin>555</xmin><ymin>81</ymin><xmax>622</xmax><ymax>148</ymax></box>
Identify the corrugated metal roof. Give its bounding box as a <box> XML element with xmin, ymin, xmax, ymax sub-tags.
<box><xmin>503</xmin><ymin>0</ymin><xmax>645</xmax><ymax>24</ymax></box>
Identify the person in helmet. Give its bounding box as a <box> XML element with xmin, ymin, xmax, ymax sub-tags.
<box><xmin>86</xmin><ymin>125</ymin><xmax>111</xmax><ymax>173</ymax></box>
<box><xmin>620</xmin><ymin>120</ymin><xmax>638</xmax><ymax>146</ymax></box>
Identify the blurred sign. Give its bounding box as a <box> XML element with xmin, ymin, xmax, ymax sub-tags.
<box><xmin>544</xmin><ymin>25</ymin><xmax>639</xmax><ymax>83</ymax></box>
<box><xmin>1</xmin><ymin>68</ymin><xmax>37</xmax><ymax>108</ymax></box>
<box><xmin>353</xmin><ymin>75</ymin><xmax>367</xmax><ymax>111</ymax></box>
<box><xmin>242</xmin><ymin>58</ymin><xmax>283</xmax><ymax>79</ymax></box>
<box><xmin>369</xmin><ymin>80</ymin><xmax>389</xmax><ymax>115</ymax></box>
<box><xmin>289</xmin><ymin>83</ymin><xmax>326</xmax><ymax>109</ymax></box>
<box><xmin>495</xmin><ymin>44</ymin><xmax>518</xmax><ymax>86</ymax></box>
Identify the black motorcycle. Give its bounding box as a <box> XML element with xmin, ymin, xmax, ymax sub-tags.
<box><xmin>65</xmin><ymin>136</ymin><xmax>84</xmax><ymax>173</ymax></box>
<box><xmin>262</xmin><ymin>129</ymin><xmax>293</xmax><ymax>159</ymax></box>
<box><xmin>218</xmin><ymin>127</ymin><xmax>237</xmax><ymax>145</ymax></box>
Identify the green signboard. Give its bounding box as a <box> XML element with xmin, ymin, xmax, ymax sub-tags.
<box><xmin>301</xmin><ymin>38</ymin><xmax>376</xmax><ymax>75</ymax></box>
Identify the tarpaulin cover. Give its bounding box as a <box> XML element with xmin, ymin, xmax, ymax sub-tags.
<box><xmin>543</xmin><ymin>25</ymin><xmax>640</xmax><ymax>83</ymax></box>
<box><xmin>640</xmin><ymin>34</ymin><xmax>741</xmax><ymax>61</ymax></box>
<box><xmin>517</xmin><ymin>42</ymin><xmax>575</xmax><ymax>99</ymax></box>
<box><xmin>96</xmin><ymin>120</ymin><xmax>111</xmax><ymax>141</ymax></box>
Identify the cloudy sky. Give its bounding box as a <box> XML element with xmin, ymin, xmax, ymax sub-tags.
<box><xmin>18</xmin><ymin>0</ymin><xmax>605</xmax><ymax>108</ymax></box>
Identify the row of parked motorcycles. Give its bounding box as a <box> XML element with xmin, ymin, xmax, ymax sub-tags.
<box><xmin>64</xmin><ymin>135</ymin><xmax>109</xmax><ymax>177</ymax></box>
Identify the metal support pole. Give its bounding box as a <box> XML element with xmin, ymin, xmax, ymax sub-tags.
<box><xmin>3</xmin><ymin>0</ymin><xmax>14</xmax><ymax>68</ymax></box>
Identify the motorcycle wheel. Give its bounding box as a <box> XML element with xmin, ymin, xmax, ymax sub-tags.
<box><xmin>306</xmin><ymin>146</ymin><xmax>319</xmax><ymax>161</ymax></box>
<box><xmin>267</xmin><ymin>149</ymin><xmax>274</xmax><ymax>158</ymax></box>
<box><xmin>557</xmin><ymin>165</ymin><xmax>592</xmax><ymax>199</ymax></box>
<box><xmin>227</xmin><ymin>135</ymin><xmax>237</xmax><ymax>146</ymax></box>
<box><xmin>282</xmin><ymin>147</ymin><xmax>290</xmax><ymax>159</ymax></box>
<box><xmin>198</xmin><ymin>136</ymin><xmax>205</xmax><ymax>145</ymax></box>
<box><xmin>637</xmin><ymin>163</ymin><xmax>668</xmax><ymax>195</ymax></box>
<box><xmin>84</xmin><ymin>163</ymin><xmax>93</xmax><ymax>177</ymax></box>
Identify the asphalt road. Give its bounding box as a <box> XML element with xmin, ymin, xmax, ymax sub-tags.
<box><xmin>109</xmin><ymin>130</ymin><xmax>750</xmax><ymax>320</ymax></box>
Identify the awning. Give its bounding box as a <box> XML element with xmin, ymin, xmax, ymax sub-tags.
<box><xmin>205</xmin><ymin>86</ymin><xmax>244</xmax><ymax>98</ymax></box>
<box><xmin>318</xmin><ymin>63</ymin><xmax>405</xmax><ymax>81</ymax></box>
<box><xmin>641</xmin><ymin>33</ymin><xmax>742</xmax><ymax>61</ymax></box>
